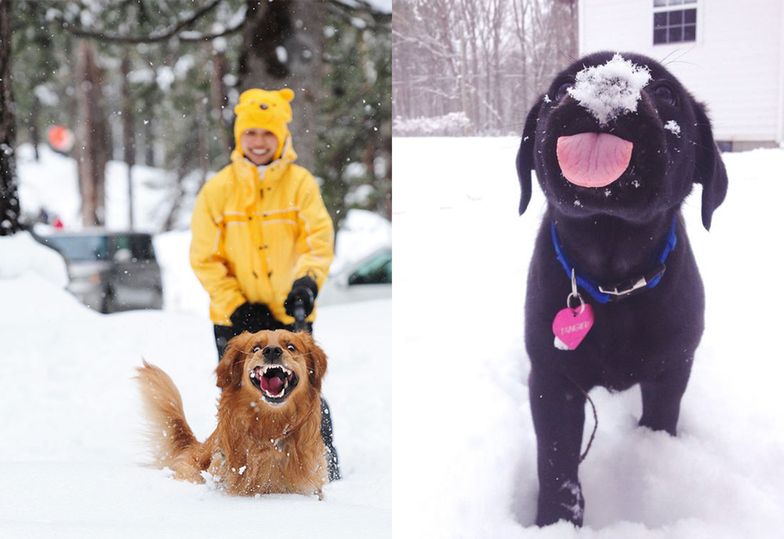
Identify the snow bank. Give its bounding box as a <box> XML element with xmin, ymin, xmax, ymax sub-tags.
<box><xmin>153</xmin><ymin>229</ymin><xmax>210</xmax><ymax>315</ymax></box>
<box><xmin>333</xmin><ymin>208</ymin><xmax>392</xmax><ymax>274</ymax></box>
<box><xmin>393</xmin><ymin>112</ymin><xmax>472</xmax><ymax>136</ymax></box>
<box><xmin>0</xmin><ymin>264</ymin><xmax>391</xmax><ymax>539</ymax></box>
<box><xmin>568</xmin><ymin>54</ymin><xmax>651</xmax><ymax>125</ymax></box>
<box><xmin>3</xmin><ymin>149</ymin><xmax>392</xmax><ymax>537</ymax></box>
<box><xmin>0</xmin><ymin>230</ymin><xmax>68</xmax><ymax>286</ymax></box>
<box><xmin>393</xmin><ymin>137</ymin><xmax>784</xmax><ymax>538</ymax></box>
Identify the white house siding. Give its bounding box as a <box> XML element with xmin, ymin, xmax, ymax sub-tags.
<box><xmin>579</xmin><ymin>0</ymin><xmax>783</xmax><ymax>146</ymax></box>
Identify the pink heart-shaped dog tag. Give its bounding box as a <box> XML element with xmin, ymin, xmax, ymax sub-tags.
<box><xmin>552</xmin><ymin>304</ymin><xmax>595</xmax><ymax>351</ymax></box>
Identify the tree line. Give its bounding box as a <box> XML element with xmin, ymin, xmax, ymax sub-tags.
<box><xmin>392</xmin><ymin>0</ymin><xmax>577</xmax><ymax>136</ymax></box>
<box><xmin>0</xmin><ymin>0</ymin><xmax>391</xmax><ymax>236</ymax></box>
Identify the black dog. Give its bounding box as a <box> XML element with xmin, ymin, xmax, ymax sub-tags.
<box><xmin>516</xmin><ymin>52</ymin><xmax>727</xmax><ymax>526</ymax></box>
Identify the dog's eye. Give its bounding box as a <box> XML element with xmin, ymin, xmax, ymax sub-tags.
<box><xmin>554</xmin><ymin>82</ymin><xmax>572</xmax><ymax>101</ymax></box>
<box><xmin>252</xmin><ymin>346</ymin><xmax>261</xmax><ymax>353</ymax></box>
<box><xmin>651</xmin><ymin>84</ymin><xmax>677</xmax><ymax>107</ymax></box>
<box><xmin>286</xmin><ymin>343</ymin><xmax>296</xmax><ymax>352</ymax></box>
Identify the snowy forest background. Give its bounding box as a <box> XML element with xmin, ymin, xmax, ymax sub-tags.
<box><xmin>393</xmin><ymin>0</ymin><xmax>577</xmax><ymax>136</ymax></box>
<box><xmin>0</xmin><ymin>0</ymin><xmax>390</xmax><ymax>236</ymax></box>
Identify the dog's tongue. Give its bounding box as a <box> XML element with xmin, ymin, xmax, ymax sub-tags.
<box><xmin>556</xmin><ymin>133</ymin><xmax>633</xmax><ymax>188</ymax></box>
<box><xmin>261</xmin><ymin>375</ymin><xmax>284</xmax><ymax>395</ymax></box>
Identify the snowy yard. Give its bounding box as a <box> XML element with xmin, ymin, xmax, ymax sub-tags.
<box><xmin>393</xmin><ymin>137</ymin><xmax>784</xmax><ymax>538</ymax></box>
<box><xmin>3</xmin><ymin>137</ymin><xmax>784</xmax><ymax>538</ymax></box>
<box><xmin>0</xmin><ymin>148</ymin><xmax>391</xmax><ymax>538</ymax></box>
<box><xmin>0</xmin><ymin>238</ymin><xmax>390</xmax><ymax>538</ymax></box>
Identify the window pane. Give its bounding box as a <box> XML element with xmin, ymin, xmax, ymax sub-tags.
<box><xmin>669</xmin><ymin>26</ymin><xmax>683</xmax><ymax>42</ymax></box>
<box><xmin>654</xmin><ymin>12</ymin><xmax>668</xmax><ymax>27</ymax></box>
<box><xmin>684</xmin><ymin>8</ymin><xmax>696</xmax><ymax>23</ymax></box>
<box><xmin>669</xmin><ymin>10</ymin><xmax>683</xmax><ymax>24</ymax></box>
<box><xmin>682</xmin><ymin>0</ymin><xmax>697</xmax><ymax>4</ymax></box>
<box><xmin>654</xmin><ymin>28</ymin><xmax>667</xmax><ymax>44</ymax></box>
<box><xmin>670</xmin><ymin>0</ymin><xmax>684</xmax><ymax>5</ymax></box>
<box><xmin>654</xmin><ymin>0</ymin><xmax>667</xmax><ymax>6</ymax></box>
<box><xmin>683</xmin><ymin>24</ymin><xmax>696</xmax><ymax>41</ymax></box>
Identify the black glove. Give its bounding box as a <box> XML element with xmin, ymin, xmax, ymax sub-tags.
<box><xmin>284</xmin><ymin>276</ymin><xmax>318</xmax><ymax>318</ymax></box>
<box><xmin>230</xmin><ymin>302</ymin><xmax>277</xmax><ymax>333</ymax></box>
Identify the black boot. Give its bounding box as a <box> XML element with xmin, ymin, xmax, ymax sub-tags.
<box><xmin>321</xmin><ymin>397</ymin><xmax>341</xmax><ymax>481</ymax></box>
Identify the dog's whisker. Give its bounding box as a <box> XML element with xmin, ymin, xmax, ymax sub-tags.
<box><xmin>658</xmin><ymin>46</ymin><xmax>685</xmax><ymax>66</ymax></box>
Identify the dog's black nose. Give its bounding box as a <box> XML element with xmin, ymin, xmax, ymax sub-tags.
<box><xmin>262</xmin><ymin>346</ymin><xmax>283</xmax><ymax>362</ymax></box>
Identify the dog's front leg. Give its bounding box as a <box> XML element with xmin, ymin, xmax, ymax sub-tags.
<box><xmin>639</xmin><ymin>361</ymin><xmax>692</xmax><ymax>435</ymax></box>
<box><xmin>529</xmin><ymin>367</ymin><xmax>586</xmax><ymax>527</ymax></box>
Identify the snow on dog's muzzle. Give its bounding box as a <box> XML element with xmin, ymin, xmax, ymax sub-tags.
<box><xmin>249</xmin><ymin>364</ymin><xmax>298</xmax><ymax>402</ymax></box>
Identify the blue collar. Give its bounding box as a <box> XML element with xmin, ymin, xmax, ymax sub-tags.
<box><xmin>550</xmin><ymin>218</ymin><xmax>678</xmax><ymax>304</ymax></box>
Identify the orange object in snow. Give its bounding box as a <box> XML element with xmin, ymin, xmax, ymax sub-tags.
<box><xmin>47</xmin><ymin>125</ymin><xmax>75</xmax><ymax>154</ymax></box>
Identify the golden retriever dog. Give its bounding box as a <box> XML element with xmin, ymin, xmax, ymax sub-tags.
<box><xmin>136</xmin><ymin>329</ymin><xmax>328</xmax><ymax>498</ymax></box>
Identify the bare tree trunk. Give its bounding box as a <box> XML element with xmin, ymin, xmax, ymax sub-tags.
<box><xmin>563</xmin><ymin>0</ymin><xmax>578</xmax><ymax>60</ymax></box>
<box><xmin>30</xmin><ymin>96</ymin><xmax>40</xmax><ymax>161</ymax></box>
<box><xmin>0</xmin><ymin>0</ymin><xmax>21</xmax><ymax>236</ymax></box>
<box><xmin>121</xmin><ymin>51</ymin><xmax>135</xmax><ymax>230</ymax></box>
<box><xmin>237</xmin><ymin>0</ymin><xmax>325</xmax><ymax>171</ymax></box>
<box><xmin>491</xmin><ymin>0</ymin><xmax>504</xmax><ymax>132</ymax></box>
<box><xmin>144</xmin><ymin>107</ymin><xmax>155</xmax><ymax>166</ymax></box>
<box><xmin>460</xmin><ymin>0</ymin><xmax>479</xmax><ymax>128</ymax></box>
<box><xmin>197</xmin><ymin>95</ymin><xmax>210</xmax><ymax>191</ymax></box>
<box><xmin>75</xmin><ymin>39</ymin><xmax>108</xmax><ymax>227</ymax></box>
<box><xmin>210</xmin><ymin>44</ymin><xmax>231</xmax><ymax>154</ymax></box>
<box><xmin>162</xmin><ymin>159</ymin><xmax>188</xmax><ymax>232</ymax></box>
<box><xmin>512</xmin><ymin>0</ymin><xmax>530</xmax><ymax>114</ymax></box>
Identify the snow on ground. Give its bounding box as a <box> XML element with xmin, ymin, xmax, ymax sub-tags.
<box><xmin>1</xmin><ymin>148</ymin><xmax>391</xmax><ymax>537</ymax></box>
<box><xmin>7</xmin><ymin>136</ymin><xmax>784</xmax><ymax>537</ymax></box>
<box><xmin>393</xmin><ymin>137</ymin><xmax>784</xmax><ymax>538</ymax></box>
<box><xmin>0</xmin><ymin>243</ymin><xmax>390</xmax><ymax>538</ymax></box>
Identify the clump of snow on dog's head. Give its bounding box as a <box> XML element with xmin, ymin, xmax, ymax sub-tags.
<box><xmin>567</xmin><ymin>54</ymin><xmax>651</xmax><ymax>126</ymax></box>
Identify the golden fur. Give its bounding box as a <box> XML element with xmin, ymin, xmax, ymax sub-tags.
<box><xmin>136</xmin><ymin>330</ymin><xmax>328</xmax><ymax>497</ymax></box>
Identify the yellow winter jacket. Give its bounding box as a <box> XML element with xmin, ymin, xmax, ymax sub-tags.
<box><xmin>190</xmin><ymin>143</ymin><xmax>334</xmax><ymax>326</ymax></box>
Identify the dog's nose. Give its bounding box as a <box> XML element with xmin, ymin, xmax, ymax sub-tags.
<box><xmin>262</xmin><ymin>346</ymin><xmax>283</xmax><ymax>362</ymax></box>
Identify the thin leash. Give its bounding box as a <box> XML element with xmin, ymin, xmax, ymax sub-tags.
<box><xmin>563</xmin><ymin>372</ymin><xmax>598</xmax><ymax>463</ymax></box>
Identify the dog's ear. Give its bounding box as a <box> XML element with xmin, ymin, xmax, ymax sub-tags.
<box><xmin>300</xmin><ymin>333</ymin><xmax>327</xmax><ymax>391</ymax></box>
<box><xmin>516</xmin><ymin>97</ymin><xmax>543</xmax><ymax>215</ymax></box>
<box><xmin>216</xmin><ymin>332</ymin><xmax>251</xmax><ymax>390</ymax></box>
<box><xmin>693</xmin><ymin>102</ymin><xmax>728</xmax><ymax>230</ymax></box>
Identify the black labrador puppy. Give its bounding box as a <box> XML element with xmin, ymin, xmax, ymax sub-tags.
<box><xmin>516</xmin><ymin>52</ymin><xmax>727</xmax><ymax>526</ymax></box>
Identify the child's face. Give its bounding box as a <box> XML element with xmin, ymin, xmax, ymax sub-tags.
<box><xmin>240</xmin><ymin>128</ymin><xmax>279</xmax><ymax>166</ymax></box>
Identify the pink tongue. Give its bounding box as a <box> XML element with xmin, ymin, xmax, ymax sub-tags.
<box><xmin>556</xmin><ymin>133</ymin><xmax>633</xmax><ymax>188</ymax></box>
<box><xmin>261</xmin><ymin>375</ymin><xmax>284</xmax><ymax>395</ymax></box>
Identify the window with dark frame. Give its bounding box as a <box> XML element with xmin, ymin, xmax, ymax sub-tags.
<box><xmin>653</xmin><ymin>0</ymin><xmax>697</xmax><ymax>45</ymax></box>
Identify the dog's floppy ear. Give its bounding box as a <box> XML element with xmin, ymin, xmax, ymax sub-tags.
<box><xmin>693</xmin><ymin>102</ymin><xmax>728</xmax><ymax>230</ymax></box>
<box><xmin>300</xmin><ymin>333</ymin><xmax>327</xmax><ymax>391</ymax></box>
<box><xmin>516</xmin><ymin>97</ymin><xmax>543</xmax><ymax>215</ymax></box>
<box><xmin>216</xmin><ymin>332</ymin><xmax>252</xmax><ymax>390</ymax></box>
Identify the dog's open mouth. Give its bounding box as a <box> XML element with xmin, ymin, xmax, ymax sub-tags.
<box><xmin>556</xmin><ymin>132</ymin><xmax>633</xmax><ymax>188</ymax></box>
<box><xmin>249</xmin><ymin>365</ymin><xmax>298</xmax><ymax>403</ymax></box>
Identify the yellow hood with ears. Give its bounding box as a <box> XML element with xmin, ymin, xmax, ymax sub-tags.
<box><xmin>233</xmin><ymin>88</ymin><xmax>295</xmax><ymax>160</ymax></box>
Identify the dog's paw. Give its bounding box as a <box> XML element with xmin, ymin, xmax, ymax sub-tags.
<box><xmin>171</xmin><ymin>462</ymin><xmax>206</xmax><ymax>484</ymax></box>
<box><xmin>536</xmin><ymin>480</ymin><xmax>584</xmax><ymax>527</ymax></box>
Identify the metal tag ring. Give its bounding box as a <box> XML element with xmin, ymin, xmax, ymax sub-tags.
<box><xmin>567</xmin><ymin>292</ymin><xmax>585</xmax><ymax>314</ymax></box>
